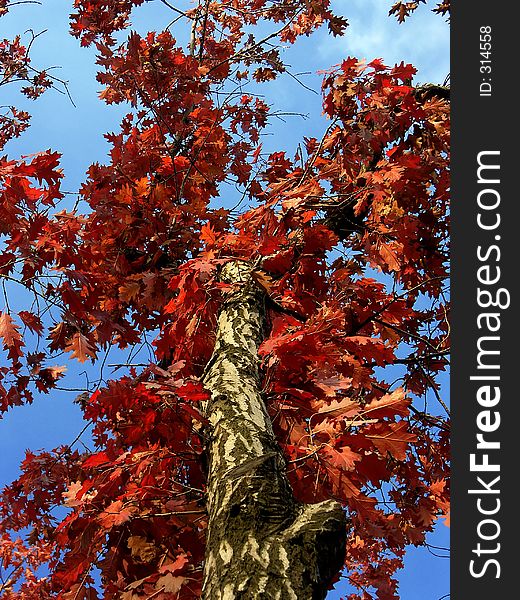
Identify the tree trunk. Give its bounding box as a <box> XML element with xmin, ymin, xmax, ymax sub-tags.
<box><xmin>201</xmin><ymin>262</ymin><xmax>346</xmax><ymax>600</ymax></box>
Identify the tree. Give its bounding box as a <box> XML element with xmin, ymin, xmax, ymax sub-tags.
<box><xmin>0</xmin><ymin>1</ymin><xmax>450</xmax><ymax>598</ymax></box>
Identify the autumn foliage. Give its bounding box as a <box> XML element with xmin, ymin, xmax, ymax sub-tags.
<box><xmin>0</xmin><ymin>1</ymin><xmax>449</xmax><ymax>599</ymax></box>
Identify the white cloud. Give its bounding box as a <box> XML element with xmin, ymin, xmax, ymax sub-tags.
<box><xmin>318</xmin><ymin>0</ymin><xmax>449</xmax><ymax>84</ymax></box>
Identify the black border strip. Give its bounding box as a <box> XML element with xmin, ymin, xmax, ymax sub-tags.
<box><xmin>452</xmin><ymin>2</ymin><xmax>516</xmax><ymax>597</ymax></box>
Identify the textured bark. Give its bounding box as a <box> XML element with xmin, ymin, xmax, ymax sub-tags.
<box><xmin>201</xmin><ymin>262</ymin><xmax>346</xmax><ymax>600</ymax></box>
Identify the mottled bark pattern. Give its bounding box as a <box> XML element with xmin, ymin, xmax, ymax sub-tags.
<box><xmin>202</xmin><ymin>262</ymin><xmax>346</xmax><ymax>599</ymax></box>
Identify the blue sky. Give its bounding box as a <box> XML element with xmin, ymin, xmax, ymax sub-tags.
<box><xmin>0</xmin><ymin>1</ymin><xmax>449</xmax><ymax>598</ymax></box>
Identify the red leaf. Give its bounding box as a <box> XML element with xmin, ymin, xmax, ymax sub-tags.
<box><xmin>0</xmin><ymin>312</ymin><xmax>24</xmax><ymax>360</ymax></box>
<box><xmin>322</xmin><ymin>445</ymin><xmax>361</xmax><ymax>471</ymax></box>
<box><xmin>18</xmin><ymin>310</ymin><xmax>44</xmax><ymax>335</ymax></box>
<box><xmin>0</xmin><ymin>312</ymin><xmax>21</xmax><ymax>345</ymax></box>
<box><xmin>83</xmin><ymin>451</ymin><xmax>111</xmax><ymax>468</ymax></box>
<box><xmin>98</xmin><ymin>500</ymin><xmax>135</xmax><ymax>528</ymax></box>
<box><xmin>155</xmin><ymin>573</ymin><xmax>186</xmax><ymax>594</ymax></box>
<box><xmin>200</xmin><ymin>222</ymin><xmax>218</xmax><ymax>247</ymax></box>
<box><xmin>362</xmin><ymin>388</ymin><xmax>410</xmax><ymax>418</ymax></box>
<box><xmin>366</xmin><ymin>421</ymin><xmax>416</xmax><ymax>460</ymax></box>
<box><xmin>65</xmin><ymin>333</ymin><xmax>97</xmax><ymax>363</ymax></box>
<box><xmin>159</xmin><ymin>554</ymin><xmax>189</xmax><ymax>574</ymax></box>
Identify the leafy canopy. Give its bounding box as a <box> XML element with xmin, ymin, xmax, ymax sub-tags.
<box><xmin>0</xmin><ymin>1</ymin><xmax>449</xmax><ymax>599</ymax></box>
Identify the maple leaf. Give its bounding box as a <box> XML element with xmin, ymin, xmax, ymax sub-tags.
<box><xmin>314</xmin><ymin>375</ymin><xmax>354</xmax><ymax>398</ymax></box>
<box><xmin>429</xmin><ymin>479</ymin><xmax>447</xmax><ymax>497</ymax></box>
<box><xmin>28</xmin><ymin>150</ymin><xmax>63</xmax><ymax>185</ymax></box>
<box><xmin>416</xmin><ymin>503</ymin><xmax>436</xmax><ymax>527</ymax></box>
<box><xmin>118</xmin><ymin>278</ymin><xmax>142</xmax><ymax>302</ymax></box>
<box><xmin>362</xmin><ymin>388</ymin><xmax>410</xmax><ymax>418</ymax></box>
<box><xmin>127</xmin><ymin>536</ymin><xmax>158</xmax><ymax>563</ymax></box>
<box><xmin>18</xmin><ymin>310</ymin><xmax>44</xmax><ymax>335</ymax></box>
<box><xmin>62</xmin><ymin>481</ymin><xmax>84</xmax><ymax>508</ymax></box>
<box><xmin>377</xmin><ymin>240</ymin><xmax>402</xmax><ymax>272</ymax></box>
<box><xmin>322</xmin><ymin>445</ymin><xmax>361</xmax><ymax>472</ymax></box>
<box><xmin>155</xmin><ymin>573</ymin><xmax>186</xmax><ymax>594</ymax></box>
<box><xmin>251</xmin><ymin>269</ymin><xmax>276</xmax><ymax>296</ymax></box>
<box><xmin>0</xmin><ymin>311</ymin><xmax>24</xmax><ymax>361</ymax></box>
<box><xmin>344</xmin><ymin>336</ymin><xmax>395</xmax><ymax>364</ymax></box>
<box><xmin>389</xmin><ymin>1</ymin><xmax>427</xmax><ymax>23</ymax></box>
<box><xmin>200</xmin><ymin>222</ymin><xmax>219</xmax><ymax>247</ymax></box>
<box><xmin>98</xmin><ymin>500</ymin><xmax>135</xmax><ymax>528</ymax></box>
<box><xmin>314</xmin><ymin>396</ymin><xmax>359</xmax><ymax>419</ymax></box>
<box><xmin>65</xmin><ymin>332</ymin><xmax>97</xmax><ymax>363</ymax></box>
<box><xmin>366</xmin><ymin>421</ymin><xmax>416</xmax><ymax>460</ymax></box>
<box><xmin>83</xmin><ymin>451</ymin><xmax>112</xmax><ymax>468</ymax></box>
<box><xmin>48</xmin><ymin>321</ymin><xmax>72</xmax><ymax>352</ymax></box>
<box><xmin>328</xmin><ymin>15</ymin><xmax>349</xmax><ymax>36</ymax></box>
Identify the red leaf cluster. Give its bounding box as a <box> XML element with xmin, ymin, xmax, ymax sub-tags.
<box><xmin>0</xmin><ymin>2</ymin><xmax>449</xmax><ymax>599</ymax></box>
